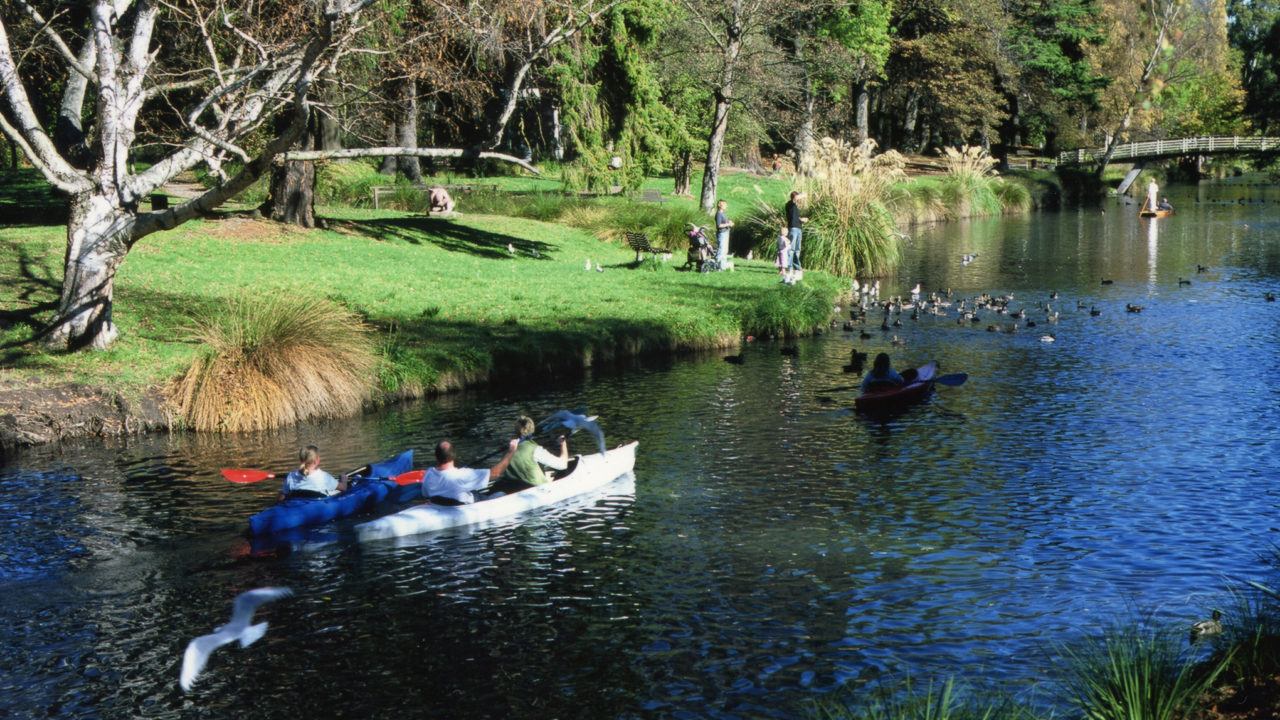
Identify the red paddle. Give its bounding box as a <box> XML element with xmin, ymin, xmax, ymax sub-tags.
<box><xmin>222</xmin><ymin>468</ymin><xmax>275</xmax><ymax>483</ymax></box>
<box><xmin>221</xmin><ymin>467</ymin><xmax>422</xmax><ymax>485</ymax></box>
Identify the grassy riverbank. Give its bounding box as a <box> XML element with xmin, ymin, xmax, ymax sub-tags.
<box><xmin>0</xmin><ymin>196</ymin><xmax>842</xmax><ymax>408</ymax></box>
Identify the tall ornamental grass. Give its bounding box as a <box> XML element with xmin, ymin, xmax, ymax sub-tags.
<box><xmin>169</xmin><ymin>294</ymin><xmax>377</xmax><ymax>432</ymax></box>
<box><xmin>749</xmin><ymin>138</ymin><xmax>905</xmax><ymax>278</ymax></box>
<box><xmin>810</xmin><ymin>677</ymin><xmax>1030</xmax><ymax>720</ymax></box>
<box><xmin>1056</xmin><ymin>619</ymin><xmax>1231</xmax><ymax>720</ymax></box>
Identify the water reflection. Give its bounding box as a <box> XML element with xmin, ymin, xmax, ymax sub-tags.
<box><xmin>3</xmin><ymin>178</ymin><xmax>1280</xmax><ymax>718</ymax></box>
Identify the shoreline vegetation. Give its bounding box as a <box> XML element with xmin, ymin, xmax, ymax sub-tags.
<box><xmin>0</xmin><ymin>146</ymin><xmax>1041</xmax><ymax>444</ymax></box>
<box><xmin>5</xmin><ymin>156</ymin><xmax>1280</xmax><ymax>720</ymax></box>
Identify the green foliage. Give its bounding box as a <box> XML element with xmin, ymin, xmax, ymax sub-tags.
<box><xmin>1056</xmin><ymin>618</ymin><xmax>1230</xmax><ymax>720</ymax></box>
<box><xmin>169</xmin><ymin>293</ymin><xmax>378</xmax><ymax>433</ymax></box>
<box><xmin>809</xmin><ymin>677</ymin><xmax>1031</xmax><ymax>720</ymax></box>
<box><xmin>740</xmin><ymin>278</ymin><xmax>839</xmax><ymax>339</ymax></box>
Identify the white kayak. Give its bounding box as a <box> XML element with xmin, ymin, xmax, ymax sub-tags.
<box><xmin>355</xmin><ymin>441</ymin><xmax>638</xmax><ymax>541</ymax></box>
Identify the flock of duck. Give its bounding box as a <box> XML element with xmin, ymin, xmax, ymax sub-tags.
<box><xmin>835</xmin><ymin>265</ymin><xmax>1218</xmax><ymax>354</ymax></box>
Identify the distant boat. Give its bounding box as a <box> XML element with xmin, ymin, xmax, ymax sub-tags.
<box><xmin>1140</xmin><ymin>208</ymin><xmax>1173</xmax><ymax>218</ymax></box>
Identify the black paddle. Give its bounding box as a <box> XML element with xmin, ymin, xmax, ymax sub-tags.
<box><xmin>820</xmin><ymin>373</ymin><xmax>968</xmax><ymax>393</ymax></box>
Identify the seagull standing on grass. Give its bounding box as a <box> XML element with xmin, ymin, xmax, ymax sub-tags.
<box><xmin>539</xmin><ymin>410</ymin><xmax>606</xmax><ymax>454</ymax></box>
<box><xmin>180</xmin><ymin>587</ymin><xmax>293</xmax><ymax>692</ymax></box>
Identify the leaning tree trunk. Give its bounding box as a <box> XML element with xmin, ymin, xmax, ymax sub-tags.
<box><xmin>46</xmin><ymin>193</ymin><xmax>136</xmax><ymax>351</ymax></box>
<box><xmin>699</xmin><ymin>90</ymin><xmax>733</xmax><ymax>213</ymax></box>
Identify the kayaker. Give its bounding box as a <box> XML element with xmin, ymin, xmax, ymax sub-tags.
<box><xmin>279</xmin><ymin>445</ymin><xmax>348</xmax><ymax>501</ymax></box>
<box><xmin>422</xmin><ymin>438</ymin><xmax>518</xmax><ymax>505</ymax></box>
<box><xmin>861</xmin><ymin>353</ymin><xmax>905</xmax><ymax>393</ymax></box>
<box><xmin>490</xmin><ymin>416</ymin><xmax>570</xmax><ymax>494</ymax></box>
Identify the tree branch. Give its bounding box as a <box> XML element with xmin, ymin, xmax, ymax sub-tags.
<box><xmin>280</xmin><ymin>146</ymin><xmax>540</xmax><ymax>174</ymax></box>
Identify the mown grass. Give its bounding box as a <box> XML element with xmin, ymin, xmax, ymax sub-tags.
<box><xmin>0</xmin><ymin>194</ymin><xmax>834</xmax><ymax>405</ymax></box>
<box><xmin>0</xmin><ymin>151</ymin><xmax>1014</xmax><ymax>409</ymax></box>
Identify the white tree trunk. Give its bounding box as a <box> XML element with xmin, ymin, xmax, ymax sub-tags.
<box><xmin>46</xmin><ymin>195</ymin><xmax>135</xmax><ymax>350</ymax></box>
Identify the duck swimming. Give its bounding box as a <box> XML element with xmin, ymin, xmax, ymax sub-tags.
<box><xmin>1189</xmin><ymin>609</ymin><xmax>1222</xmax><ymax>642</ymax></box>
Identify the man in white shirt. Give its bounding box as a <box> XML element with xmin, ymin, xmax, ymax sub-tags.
<box><xmin>421</xmin><ymin>438</ymin><xmax>517</xmax><ymax>505</ymax></box>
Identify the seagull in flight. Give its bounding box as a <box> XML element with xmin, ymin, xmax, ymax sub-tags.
<box><xmin>539</xmin><ymin>409</ymin><xmax>606</xmax><ymax>454</ymax></box>
<box><xmin>180</xmin><ymin>587</ymin><xmax>293</xmax><ymax>692</ymax></box>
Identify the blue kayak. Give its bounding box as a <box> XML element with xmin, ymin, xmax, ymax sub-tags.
<box><xmin>248</xmin><ymin>450</ymin><xmax>422</xmax><ymax>536</ymax></box>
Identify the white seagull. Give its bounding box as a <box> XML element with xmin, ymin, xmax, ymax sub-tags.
<box><xmin>180</xmin><ymin>587</ymin><xmax>293</xmax><ymax>692</ymax></box>
<box><xmin>507</xmin><ymin>243</ymin><xmax>516</xmax><ymax>254</ymax></box>
<box><xmin>539</xmin><ymin>410</ymin><xmax>606</xmax><ymax>454</ymax></box>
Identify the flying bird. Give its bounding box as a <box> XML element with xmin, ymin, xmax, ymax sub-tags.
<box><xmin>180</xmin><ymin>587</ymin><xmax>293</xmax><ymax>692</ymax></box>
<box><xmin>539</xmin><ymin>410</ymin><xmax>605</xmax><ymax>454</ymax></box>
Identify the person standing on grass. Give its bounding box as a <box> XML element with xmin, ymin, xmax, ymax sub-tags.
<box><xmin>715</xmin><ymin>199</ymin><xmax>734</xmax><ymax>269</ymax></box>
<box><xmin>775</xmin><ymin>226</ymin><xmax>791</xmax><ymax>277</ymax></box>
<box><xmin>784</xmin><ymin>191</ymin><xmax>807</xmax><ymax>284</ymax></box>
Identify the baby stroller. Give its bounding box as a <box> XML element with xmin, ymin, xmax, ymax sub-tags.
<box><xmin>685</xmin><ymin>223</ymin><xmax>721</xmax><ymax>272</ymax></box>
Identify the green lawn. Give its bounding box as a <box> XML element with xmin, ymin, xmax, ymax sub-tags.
<box><xmin>0</xmin><ymin>191</ymin><xmax>837</xmax><ymax>401</ymax></box>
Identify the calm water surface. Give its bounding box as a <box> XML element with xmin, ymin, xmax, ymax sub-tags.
<box><xmin>4</xmin><ymin>179</ymin><xmax>1280</xmax><ymax>718</ymax></box>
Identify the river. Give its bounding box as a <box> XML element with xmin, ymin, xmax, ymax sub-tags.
<box><xmin>3</xmin><ymin>177</ymin><xmax>1280</xmax><ymax>719</ymax></box>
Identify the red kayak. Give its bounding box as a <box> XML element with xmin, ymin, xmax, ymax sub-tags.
<box><xmin>854</xmin><ymin>361</ymin><xmax>937</xmax><ymax>413</ymax></box>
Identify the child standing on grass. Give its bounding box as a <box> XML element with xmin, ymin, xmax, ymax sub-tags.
<box><xmin>775</xmin><ymin>227</ymin><xmax>791</xmax><ymax>279</ymax></box>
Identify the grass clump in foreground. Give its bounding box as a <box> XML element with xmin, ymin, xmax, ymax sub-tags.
<box><xmin>1056</xmin><ymin>618</ymin><xmax>1230</xmax><ymax>720</ymax></box>
<box><xmin>811</xmin><ymin>677</ymin><xmax>1031</xmax><ymax>720</ymax></box>
<box><xmin>169</xmin><ymin>293</ymin><xmax>377</xmax><ymax>432</ymax></box>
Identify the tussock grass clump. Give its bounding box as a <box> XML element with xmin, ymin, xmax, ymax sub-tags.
<box><xmin>169</xmin><ymin>293</ymin><xmax>377</xmax><ymax>432</ymax></box>
<box><xmin>810</xmin><ymin>677</ymin><xmax>1030</xmax><ymax>720</ymax></box>
<box><xmin>1056</xmin><ymin>619</ymin><xmax>1231</xmax><ymax>720</ymax></box>
<box><xmin>750</xmin><ymin>138</ymin><xmax>904</xmax><ymax>278</ymax></box>
<box><xmin>740</xmin><ymin>279</ymin><xmax>837</xmax><ymax>338</ymax></box>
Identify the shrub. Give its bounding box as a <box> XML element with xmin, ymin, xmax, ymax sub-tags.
<box><xmin>748</xmin><ymin>138</ymin><xmax>904</xmax><ymax>278</ymax></box>
<box><xmin>1056</xmin><ymin>619</ymin><xmax>1231</xmax><ymax>720</ymax></box>
<box><xmin>168</xmin><ymin>293</ymin><xmax>377</xmax><ymax>432</ymax></box>
<box><xmin>740</xmin><ymin>280</ymin><xmax>837</xmax><ymax>338</ymax></box>
<box><xmin>810</xmin><ymin>677</ymin><xmax>1030</xmax><ymax>720</ymax></box>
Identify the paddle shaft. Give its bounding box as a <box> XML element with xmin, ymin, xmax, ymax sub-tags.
<box><xmin>821</xmin><ymin>373</ymin><xmax>967</xmax><ymax>394</ymax></box>
<box><xmin>223</xmin><ymin>461</ymin><xmax>370</xmax><ymax>484</ymax></box>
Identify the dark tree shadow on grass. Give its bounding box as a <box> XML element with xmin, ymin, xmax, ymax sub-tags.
<box><xmin>329</xmin><ymin>216</ymin><xmax>557</xmax><ymax>260</ymax></box>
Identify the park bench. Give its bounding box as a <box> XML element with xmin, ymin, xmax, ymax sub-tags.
<box><xmin>637</xmin><ymin>189</ymin><xmax>666</xmax><ymax>204</ymax></box>
<box><xmin>370</xmin><ymin>183</ymin><xmax>499</xmax><ymax>209</ymax></box>
<box><xmin>625</xmin><ymin>231</ymin><xmax>671</xmax><ymax>263</ymax></box>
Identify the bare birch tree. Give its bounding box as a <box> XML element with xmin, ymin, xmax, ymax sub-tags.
<box><xmin>0</xmin><ymin>0</ymin><xmax>378</xmax><ymax>351</ymax></box>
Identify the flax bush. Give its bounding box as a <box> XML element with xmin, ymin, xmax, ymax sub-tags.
<box><xmin>169</xmin><ymin>293</ymin><xmax>377</xmax><ymax>432</ymax></box>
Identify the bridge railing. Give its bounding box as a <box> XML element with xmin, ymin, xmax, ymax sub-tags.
<box><xmin>1057</xmin><ymin>136</ymin><xmax>1280</xmax><ymax>165</ymax></box>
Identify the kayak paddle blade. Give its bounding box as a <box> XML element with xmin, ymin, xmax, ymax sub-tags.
<box><xmin>222</xmin><ymin>469</ymin><xmax>275</xmax><ymax>483</ymax></box>
<box><xmin>392</xmin><ymin>470</ymin><xmax>425</xmax><ymax>485</ymax></box>
<box><xmin>935</xmin><ymin>373</ymin><xmax>968</xmax><ymax>386</ymax></box>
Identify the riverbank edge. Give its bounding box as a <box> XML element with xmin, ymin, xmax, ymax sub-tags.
<box><xmin>1</xmin><ymin>165</ymin><xmax>1051</xmax><ymax>454</ymax></box>
<box><xmin>0</xmin><ymin>331</ymin><xmax>743</xmax><ymax>457</ymax></box>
